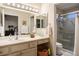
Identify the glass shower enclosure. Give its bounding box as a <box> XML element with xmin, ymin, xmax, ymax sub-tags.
<box><xmin>57</xmin><ymin>12</ymin><xmax>76</xmax><ymax>52</ymax></box>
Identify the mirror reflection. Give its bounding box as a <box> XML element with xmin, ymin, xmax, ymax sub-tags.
<box><xmin>0</xmin><ymin>7</ymin><xmax>48</xmax><ymax>38</ymax></box>
<box><xmin>5</xmin><ymin>14</ymin><xmax>18</xmax><ymax>36</ymax></box>
<box><xmin>36</xmin><ymin>15</ymin><xmax>48</xmax><ymax>36</ymax></box>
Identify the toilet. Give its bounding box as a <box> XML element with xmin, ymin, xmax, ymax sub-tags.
<box><xmin>56</xmin><ymin>42</ymin><xmax>63</xmax><ymax>56</ymax></box>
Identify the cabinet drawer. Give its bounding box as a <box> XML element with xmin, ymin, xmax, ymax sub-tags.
<box><xmin>8</xmin><ymin>52</ymin><xmax>21</xmax><ymax>56</ymax></box>
<box><xmin>21</xmin><ymin>48</ymin><xmax>37</xmax><ymax>56</ymax></box>
<box><xmin>29</xmin><ymin>41</ymin><xmax>37</xmax><ymax>48</ymax></box>
<box><xmin>10</xmin><ymin>43</ymin><xmax>29</xmax><ymax>53</ymax></box>
<box><xmin>0</xmin><ymin>47</ymin><xmax>9</xmax><ymax>56</ymax></box>
<box><xmin>37</xmin><ymin>39</ymin><xmax>48</xmax><ymax>45</ymax></box>
<box><xmin>22</xmin><ymin>52</ymin><xmax>37</xmax><ymax>56</ymax></box>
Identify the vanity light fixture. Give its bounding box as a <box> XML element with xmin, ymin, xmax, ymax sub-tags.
<box><xmin>7</xmin><ymin>3</ymin><xmax>11</xmax><ymax>5</ymax></box>
<box><xmin>16</xmin><ymin>4</ymin><xmax>21</xmax><ymax>8</ymax></box>
<box><xmin>29</xmin><ymin>7</ymin><xmax>32</xmax><ymax>11</ymax></box>
<box><xmin>32</xmin><ymin>8</ymin><xmax>35</xmax><ymax>12</ymax></box>
<box><xmin>21</xmin><ymin>4</ymin><xmax>25</xmax><ymax>9</ymax></box>
<box><xmin>25</xmin><ymin>6</ymin><xmax>29</xmax><ymax>10</ymax></box>
<box><xmin>31</xmin><ymin>8</ymin><xmax>34</xmax><ymax>12</ymax></box>
<box><xmin>2</xmin><ymin>3</ymin><xmax>39</xmax><ymax>13</ymax></box>
<box><xmin>35</xmin><ymin>9</ymin><xmax>39</xmax><ymax>12</ymax></box>
<box><xmin>11</xmin><ymin>3</ymin><xmax>15</xmax><ymax>7</ymax></box>
<box><xmin>37</xmin><ymin>10</ymin><xmax>39</xmax><ymax>12</ymax></box>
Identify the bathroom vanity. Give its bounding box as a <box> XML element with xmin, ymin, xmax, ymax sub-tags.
<box><xmin>0</xmin><ymin>4</ymin><xmax>49</xmax><ymax>56</ymax></box>
<box><xmin>0</xmin><ymin>36</ymin><xmax>49</xmax><ymax>56</ymax></box>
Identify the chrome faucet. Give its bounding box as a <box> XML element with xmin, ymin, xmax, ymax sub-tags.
<box><xmin>9</xmin><ymin>33</ymin><xmax>12</xmax><ymax>40</ymax></box>
<box><xmin>15</xmin><ymin>34</ymin><xmax>18</xmax><ymax>40</ymax></box>
<box><xmin>14</xmin><ymin>26</ymin><xmax>18</xmax><ymax>40</ymax></box>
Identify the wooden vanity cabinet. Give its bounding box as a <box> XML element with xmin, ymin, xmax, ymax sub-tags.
<box><xmin>0</xmin><ymin>38</ymin><xmax>49</xmax><ymax>56</ymax></box>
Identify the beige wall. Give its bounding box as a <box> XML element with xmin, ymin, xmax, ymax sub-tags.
<box><xmin>74</xmin><ymin>15</ymin><xmax>79</xmax><ymax>55</ymax></box>
<box><xmin>0</xmin><ymin>8</ymin><xmax>2</xmax><ymax>26</ymax></box>
<box><xmin>48</xmin><ymin>4</ymin><xmax>57</xmax><ymax>55</ymax></box>
<box><xmin>29</xmin><ymin>3</ymin><xmax>42</xmax><ymax>9</ymax></box>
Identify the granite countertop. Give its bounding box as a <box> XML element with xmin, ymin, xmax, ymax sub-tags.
<box><xmin>0</xmin><ymin>35</ymin><xmax>49</xmax><ymax>47</ymax></box>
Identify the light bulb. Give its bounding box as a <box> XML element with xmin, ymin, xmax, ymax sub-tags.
<box><xmin>21</xmin><ymin>5</ymin><xmax>25</xmax><ymax>9</ymax></box>
<box><xmin>35</xmin><ymin>9</ymin><xmax>39</xmax><ymax>12</ymax></box>
<box><xmin>7</xmin><ymin>3</ymin><xmax>11</xmax><ymax>5</ymax></box>
<box><xmin>17</xmin><ymin>4</ymin><xmax>20</xmax><ymax>8</ymax></box>
<box><xmin>12</xmin><ymin>3</ymin><xmax>15</xmax><ymax>6</ymax></box>
<box><xmin>25</xmin><ymin>6</ymin><xmax>29</xmax><ymax>10</ymax></box>
<box><xmin>32</xmin><ymin>8</ymin><xmax>35</xmax><ymax>11</ymax></box>
<box><xmin>29</xmin><ymin>7</ymin><xmax>32</xmax><ymax>11</ymax></box>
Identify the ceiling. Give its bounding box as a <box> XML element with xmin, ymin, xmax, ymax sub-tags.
<box><xmin>56</xmin><ymin>3</ymin><xmax>79</xmax><ymax>10</ymax></box>
<box><xmin>56</xmin><ymin>3</ymin><xmax>79</xmax><ymax>13</ymax></box>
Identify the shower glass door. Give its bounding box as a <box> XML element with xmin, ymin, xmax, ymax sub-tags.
<box><xmin>57</xmin><ymin>12</ymin><xmax>76</xmax><ymax>51</ymax></box>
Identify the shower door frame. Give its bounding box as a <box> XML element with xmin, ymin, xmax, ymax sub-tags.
<box><xmin>57</xmin><ymin>11</ymin><xmax>79</xmax><ymax>55</ymax></box>
<box><xmin>74</xmin><ymin>12</ymin><xmax>79</xmax><ymax>55</ymax></box>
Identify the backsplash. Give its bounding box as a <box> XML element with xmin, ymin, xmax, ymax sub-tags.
<box><xmin>36</xmin><ymin>28</ymin><xmax>47</xmax><ymax>36</ymax></box>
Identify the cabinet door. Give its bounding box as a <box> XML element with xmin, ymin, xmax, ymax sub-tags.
<box><xmin>29</xmin><ymin>41</ymin><xmax>37</xmax><ymax>48</ymax></box>
<box><xmin>7</xmin><ymin>52</ymin><xmax>21</xmax><ymax>56</ymax></box>
<box><xmin>10</xmin><ymin>43</ymin><xmax>29</xmax><ymax>53</ymax></box>
<box><xmin>37</xmin><ymin>39</ymin><xmax>48</xmax><ymax>45</ymax></box>
<box><xmin>0</xmin><ymin>47</ymin><xmax>9</xmax><ymax>56</ymax></box>
<box><xmin>21</xmin><ymin>47</ymin><xmax>37</xmax><ymax>56</ymax></box>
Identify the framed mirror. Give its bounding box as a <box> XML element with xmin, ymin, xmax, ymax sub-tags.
<box><xmin>0</xmin><ymin>8</ymin><xmax>3</xmax><ymax>26</ymax></box>
<box><xmin>36</xmin><ymin>15</ymin><xmax>48</xmax><ymax>28</ymax></box>
<box><xmin>4</xmin><ymin>14</ymin><xmax>18</xmax><ymax>36</ymax></box>
<box><xmin>36</xmin><ymin>15</ymin><xmax>48</xmax><ymax>36</ymax></box>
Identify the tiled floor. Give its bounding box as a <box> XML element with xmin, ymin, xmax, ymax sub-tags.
<box><xmin>61</xmin><ymin>49</ymin><xmax>73</xmax><ymax>56</ymax></box>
